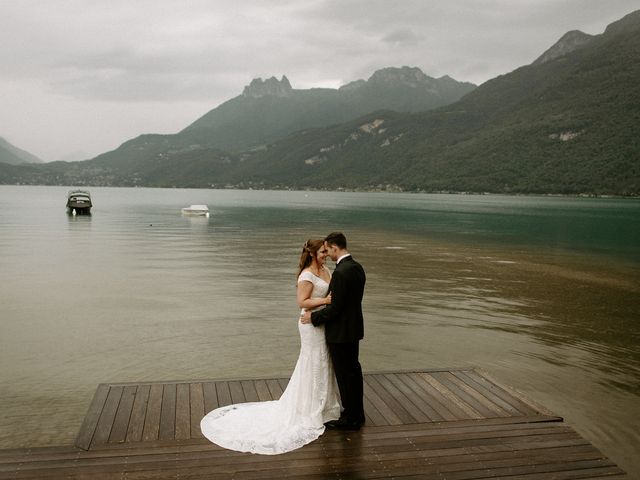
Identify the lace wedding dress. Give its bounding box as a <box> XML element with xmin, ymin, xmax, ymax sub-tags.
<box><xmin>200</xmin><ymin>270</ymin><xmax>342</xmax><ymax>454</ymax></box>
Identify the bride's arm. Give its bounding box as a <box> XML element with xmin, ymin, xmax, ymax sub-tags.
<box><xmin>297</xmin><ymin>281</ymin><xmax>331</xmax><ymax>309</ymax></box>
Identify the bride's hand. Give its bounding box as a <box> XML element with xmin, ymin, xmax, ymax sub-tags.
<box><xmin>324</xmin><ymin>292</ymin><xmax>332</xmax><ymax>305</ymax></box>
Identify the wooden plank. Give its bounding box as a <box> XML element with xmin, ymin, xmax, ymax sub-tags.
<box><xmin>18</xmin><ymin>369</ymin><xmax>626</xmax><ymax>480</ymax></box>
<box><xmin>364</xmin><ymin>421</ymin><xmax>574</xmax><ymax>444</ymax></box>
<box><xmin>362</xmin><ymin>392</ymin><xmax>386</xmax><ymax>426</ymax></box>
<box><xmin>463</xmin><ymin>369</ymin><xmax>540</xmax><ymax>416</ymax></box>
<box><xmin>376</xmin><ymin>373</ymin><xmax>431</xmax><ymax>423</ymax></box>
<box><xmin>358</xmin><ymin>415</ymin><xmax>561</xmax><ymax>436</ymax></box>
<box><xmin>142</xmin><ymin>384</ymin><xmax>163</xmax><ymax>442</ymax></box>
<box><xmin>409</xmin><ymin>372</ymin><xmax>471</xmax><ymax>420</ymax></box>
<box><xmin>202</xmin><ymin>382</ymin><xmax>218</xmax><ymax>413</ymax></box>
<box><xmin>366</xmin><ymin>433</ymin><xmax>586</xmax><ymax>458</ymax></box>
<box><xmin>442</xmin><ymin>370</ymin><xmax>510</xmax><ymax>417</ymax></box>
<box><xmin>126</xmin><ymin>384</ymin><xmax>150</xmax><ymax>443</ymax></box>
<box><xmin>266</xmin><ymin>379</ymin><xmax>283</xmax><ymax>399</ymax></box>
<box><xmin>277</xmin><ymin>377</ymin><xmax>289</xmax><ymax>392</ymax></box>
<box><xmin>431</xmin><ymin>370</ymin><xmax>503</xmax><ymax>418</ymax></box>
<box><xmin>0</xmin><ymin>426</ymin><xmax>584</xmax><ymax>468</ymax></box>
<box><xmin>215</xmin><ymin>381</ymin><xmax>232</xmax><ymax>407</ymax></box>
<box><xmin>4</xmin><ymin>446</ymin><xmax>623</xmax><ymax>480</ymax></box>
<box><xmin>383</xmin><ymin>373</ymin><xmax>439</xmax><ymax>422</ymax></box>
<box><xmin>228</xmin><ymin>380</ymin><xmax>245</xmax><ymax>404</ymax></box>
<box><xmin>296</xmin><ymin>437</ymin><xmax>596</xmax><ymax>473</ymax></box>
<box><xmin>91</xmin><ymin>386</ymin><xmax>123</xmax><ymax>447</ymax></box>
<box><xmin>363</xmin><ymin>386</ymin><xmax>395</xmax><ymax>426</ymax></box>
<box><xmin>269</xmin><ymin>443</ymin><xmax>605</xmax><ymax>476</ymax></box>
<box><xmin>9</xmin><ymin>452</ymin><xmax>617</xmax><ymax>480</ymax></box>
<box><xmin>254</xmin><ymin>379</ymin><xmax>273</xmax><ymax>402</ymax></box>
<box><xmin>241</xmin><ymin>380</ymin><xmax>260</xmax><ymax>402</ymax></box>
<box><xmin>418</xmin><ymin>372</ymin><xmax>483</xmax><ymax>419</ymax></box>
<box><xmin>189</xmin><ymin>383</ymin><xmax>205</xmax><ymax>439</ymax></box>
<box><xmin>0</xmin><ymin>439</ymin><xmax>592</xmax><ymax>472</ymax></box>
<box><xmin>453</xmin><ymin>370</ymin><xmax>527</xmax><ymax>417</ymax></box>
<box><xmin>109</xmin><ymin>385</ymin><xmax>137</xmax><ymax>443</ymax></box>
<box><xmin>75</xmin><ymin>383</ymin><xmax>110</xmax><ymax>450</ymax></box>
<box><xmin>0</xmin><ymin>419</ymin><xmax>563</xmax><ymax>459</ymax></box>
<box><xmin>396</xmin><ymin>373</ymin><xmax>452</xmax><ymax>421</ymax></box>
<box><xmin>158</xmin><ymin>383</ymin><xmax>177</xmax><ymax>441</ymax></box>
<box><xmin>363</xmin><ymin>376</ymin><xmax>402</xmax><ymax>425</ymax></box>
<box><xmin>363</xmin><ymin>410</ymin><xmax>375</xmax><ymax>427</ymax></box>
<box><xmin>0</xmin><ymin>417</ymin><xmax>626</xmax><ymax>480</ymax></box>
<box><xmin>367</xmin><ymin>374</ymin><xmax>415</xmax><ymax>424</ymax></box>
<box><xmin>592</xmin><ymin>474</ymin><xmax>629</xmax><ymax>480</ymax></box>
<box><xmin>175</xmin><ymin>383</ymin><xmax>191</xmax><ymax>440</ymax></box>
<box><xmin>476</xmin><ymin>367</ymin><xmax>555</xmax><ymax>416</ymax></box>
<box><xmin>130</xmin><ymin>437</ymin><xmax>607</xmax><ymax>478</ymax></box>
<box><xmin>410</xmin><ymin>459</ymin><xmax>622</xmax><ymax>480</ymax></box>
<box><xmin>365</xmin><ymin>452</ymin><xmax>615</xmax><ymax>480</ymax></box>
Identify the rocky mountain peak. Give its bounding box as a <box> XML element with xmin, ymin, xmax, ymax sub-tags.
<box><xmin>532</xmin><ymin>30</ymin><xmax>594</xmax><ymax>65</ymax></box>
<box><xmin>368</xmin><ymin>66</ymin><xmax>431</xmax><ymax>87</ymax></box>
<box><xmin>339</xmin><ymin>66</ymin><xmax>475</xmax><ymax>94</ymax></box>
<box><xmin>339</xmin><ymin>66</ymin><xmax>441</xmax><ymax>92</ymax></box>
<box><xmin>242</xmin><ymin>75</ymin><xmax>293</xmax><ymax>98</ymax></box>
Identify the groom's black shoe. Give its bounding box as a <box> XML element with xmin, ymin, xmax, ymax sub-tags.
<box><xmin>325</xmin><ymin>417</ymin><xmax>362</xmax><ymax>431</ymax></box>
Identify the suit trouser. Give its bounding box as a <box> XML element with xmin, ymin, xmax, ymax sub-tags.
<box><xmin>328</xmin><ymin>341</ymin><xmax>364</xmax><ymax>423</ymax></box>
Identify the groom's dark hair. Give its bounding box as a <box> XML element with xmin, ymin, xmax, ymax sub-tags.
<box><xmin>325</xmin><ymin>232</ymin><xmax>347</xmax><ymax>249</ymax></box>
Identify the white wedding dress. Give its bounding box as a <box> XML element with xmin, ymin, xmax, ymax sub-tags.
<box><xmin>200</xmin><ymin>270</ymin><xmax>342</xmax><ymax>455</ymax></box>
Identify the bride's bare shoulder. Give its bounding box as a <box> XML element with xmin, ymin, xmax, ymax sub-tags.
<box><xmin>298</xmin><ymin>268</ymin><xmax>313</xmax><ymax>280</ymax></box>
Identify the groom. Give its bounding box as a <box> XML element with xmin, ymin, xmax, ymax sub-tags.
<box><xmin>301</xmin><ymin>232</ymin><xmax>366</xmax><ymax>430</ymax></box>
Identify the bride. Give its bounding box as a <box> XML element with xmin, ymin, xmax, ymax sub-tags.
<box><xmin>200</xmin><ymin>239</ymin><xmax>342</xmax><ymax>454</ymax></box>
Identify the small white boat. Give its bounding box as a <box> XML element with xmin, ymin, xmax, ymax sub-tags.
<box><xmin>181</xmin><ymin>204</ymin><xmax>210</xmax><ymax>217</ymax></box>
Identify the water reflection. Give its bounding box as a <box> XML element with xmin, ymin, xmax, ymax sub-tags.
<box><xmin>361</xmin><ymin>236</ymin><xmax>640</xmax><ymax>395</ymax></box>
<box><xmin>67</xmin><ymin>211</ymin><xmax>92</xmax><ymax>222</ymax></box>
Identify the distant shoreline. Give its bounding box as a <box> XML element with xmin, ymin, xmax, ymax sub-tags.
<box><xmin>2</xmin><ymin>182</ymin><xmax>639</xmax><ymax>199</ymax></box>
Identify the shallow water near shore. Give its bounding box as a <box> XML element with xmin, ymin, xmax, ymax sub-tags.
<box><xmin>1</xmin><ymin>186</ymin><xmax>639</xmax><ymax>474</ymax></box>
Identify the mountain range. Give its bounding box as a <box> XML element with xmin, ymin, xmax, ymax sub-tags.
<box><xmin>78</xmin><ymin>66</ymin><xmax>476</xmax><ymax>176</ymax></box>
<box><xmin>1</xmin><ymin>9</ymin><xmax>639</xmax><ymax>195</ymax></box>
<box><xmin>233</xmin><ymin>9</ymin><xmax>639</xmax><ymax>195</ymax></box>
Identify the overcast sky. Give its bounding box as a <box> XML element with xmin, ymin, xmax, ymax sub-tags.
<box><xmin>1</xmin><ymin>0</ymin><xmax>638</xmax><ymax>162</ymax></box>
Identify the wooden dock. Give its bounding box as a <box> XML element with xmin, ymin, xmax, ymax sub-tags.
<box><xmin>0</xmin><ymin>368</ymin><xmax>626</xmax><ymax>479</ymax></box>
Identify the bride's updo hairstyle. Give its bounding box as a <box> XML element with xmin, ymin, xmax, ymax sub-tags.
<box><xmin>297</xmin><ymin>239</ymin><xmax>324</xmax><ymax>278</ymax></box>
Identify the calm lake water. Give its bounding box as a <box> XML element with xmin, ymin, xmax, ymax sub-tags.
<box><xmin>1</xmin><ymin>185</ymin><xmax>639</xmax><ymax>474</ymax></box>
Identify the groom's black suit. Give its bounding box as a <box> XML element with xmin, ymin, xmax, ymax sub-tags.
<box><xmin>311</xmin><ymin>255</ymin><xmax>366</xmax><ymax>425</ymax></box>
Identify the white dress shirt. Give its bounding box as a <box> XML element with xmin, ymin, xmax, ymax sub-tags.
<box><xmin>336</xmin><ymin>253</ymin><xmax>351</xmax><ymax>265</ymax></box>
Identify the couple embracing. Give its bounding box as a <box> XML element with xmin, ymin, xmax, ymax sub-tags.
<box><xmin>200</xmin><ymin>232</ymin><xmax>366</xmax><ymax>455</ymax></box>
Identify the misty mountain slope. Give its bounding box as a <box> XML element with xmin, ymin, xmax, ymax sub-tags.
<box><xmin>235</xmin><ymin>10</ymin><xmax>640</xmax><ymax>194</ymax></box>
<box><xmin>79</xmin><ymin>67</ymin><xmax>474</xmax><ymax>174</ymax></box>
<box><xmin>404</xmin><ymin>9</ymin><xmax>640</xmax><ymax>193</ymax></box>
<box><xmin>0</xmin><ymin>137</ymin><xmax>42</xmax><ymax>165</ymax></box>
<box><xmin>180</xmin><ymin>68</ymin><xmax>475</xmax><ymax>151</ymax></box>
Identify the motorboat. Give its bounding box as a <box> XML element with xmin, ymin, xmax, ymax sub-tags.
<box><xmin>181</xmin><ymin>204</ymin><xmax>210</xmax><ymax>217</ymax></box>
<box><xmin>67</xmin><ymin>190</ymin><xmax>92</xmax><ymax>214</ymax></box>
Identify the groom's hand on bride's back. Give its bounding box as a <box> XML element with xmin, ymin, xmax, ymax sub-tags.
<box><xmin>300</xmin><ymin>310</ymin><xmax>312</xmax><ymax>324</ymax></box>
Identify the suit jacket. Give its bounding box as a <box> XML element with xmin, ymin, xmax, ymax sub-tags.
<box><xmin>311</xmin><ymin>255</ymin><xmax>365</xmax><ymax>343</ymax></box>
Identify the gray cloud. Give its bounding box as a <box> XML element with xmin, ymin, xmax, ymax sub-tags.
<box><xmin>382</xmin><ymin>29</ymin><xmax>423</xmax><ymax>46</ymax></box>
